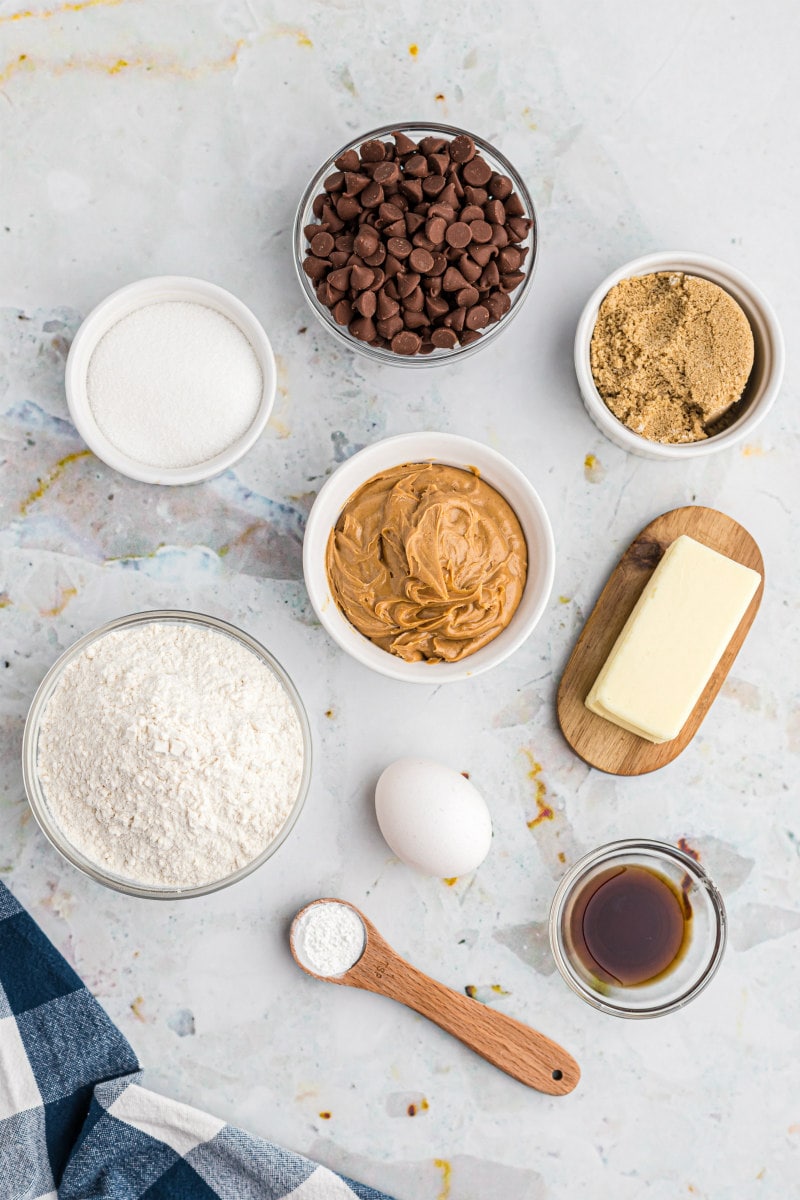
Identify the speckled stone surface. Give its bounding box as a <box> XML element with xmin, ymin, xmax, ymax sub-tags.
<box><xmin>1</xmin><ymin>2</ymin><xmax>799</xmax><ymax>1197</ymax></box>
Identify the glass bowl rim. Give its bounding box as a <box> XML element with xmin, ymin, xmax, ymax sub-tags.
<box><xmin>292</xmin><ymin>119</ymin><xmax>539</xmax><ymax>368</ymax></box>
<box><xmin>21</xmin><ymin>609</ymin><xmax>313</xmax><ymax>900</ymax></box>
<box><xmin>548</xmin><ymin>838</ymin><xmax>727</xmax><ymax>1018</ymax></box>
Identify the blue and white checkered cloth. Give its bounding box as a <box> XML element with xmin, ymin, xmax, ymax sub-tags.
<box><xmin>0</xmin><ymin>881</ymin><xmax>392</xmax><ymax>1200</ymax></box>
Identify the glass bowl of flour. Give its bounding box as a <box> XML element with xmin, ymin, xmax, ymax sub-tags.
<box><xmin>22</xmin><ymin>611</ymin><xmax>312</xmax><ymax>899</ymax></box>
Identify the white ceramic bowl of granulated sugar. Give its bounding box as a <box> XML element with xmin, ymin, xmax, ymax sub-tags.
<box><xmin>65</xmin><ymin>277</ymin><xmax>277</xmax><ymax>485</ymax></box>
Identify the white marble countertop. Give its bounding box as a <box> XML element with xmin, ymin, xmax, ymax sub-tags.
<box><xmin>1</xmin><ymin>1</ymin><xmax>799</xmax><ymax>1196</ymax></box>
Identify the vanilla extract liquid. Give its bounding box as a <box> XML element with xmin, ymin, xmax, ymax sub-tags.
<box><xmin>568</xmin><ymin>864</ymin><xmax>691</xmax><ymax>987</ymax></box>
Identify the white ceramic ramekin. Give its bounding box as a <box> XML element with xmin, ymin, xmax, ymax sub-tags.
<box><xmin>302</xmin><ymin>432</ymin><xmax>555</xmax><ymax>682</ymax></box>
<box><xmin>574</xmin><ymin>251</ymin><xmax>785</xmax><ymax>460</ymax></box>
<box><xmin>65</xmin><ymin>276</ymin><xmax>277</xmax><ymax>485</ymax></box>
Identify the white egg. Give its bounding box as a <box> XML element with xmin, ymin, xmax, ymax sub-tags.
<box><xmin>375</xmin><ymin>757</ymin><xmax>493</xmax><ymax>878</ymax></box>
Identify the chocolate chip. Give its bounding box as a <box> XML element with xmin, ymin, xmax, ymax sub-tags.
<box><xmin>344</xmin><ymin>172</ymin><xmax>370</xmax><ymax>196</ymax></box>
<box><xmin>332</xmin><ymin>298</ymin><xmax>353</xmax><ymax>325</ymax></box>
<box><xmin>350</xmin><ymin>315</ymin><xmax>377</xmax><ymax>340</ymax></box>
<box><xmin>456</xmin><ymin>285</ymin><xmax>480</xmax><ymax>308</ymax></box>
<box><xmin>310</xmin><ymin>231</ymin><xmax>335</xmax><ymax>257</ymax></box>
<box><xmin>442</xmin><ymin>266</ymin><xmax>469</xmax><ymax>291</ymax></box>
<box><xmin>360</xmin><ymin>139</ymin><xmax>386</xmax><ymax>162</ymax></box>
<box><xmin>426</xmin><ymin>215</ymin><xmax>447</xmax><ymax>244</ymax></box>
<box><xmin>323</xmin><ymin>171</ymin><xmax>345</xmax><ymax>193</ymax></box>
<box><xmin>507</xmin><ymin>215</ymin><xmax>532</xmax><ymax>241</ymax></box>
<box><xmin>468</xmin><ymin>243</ymin><xmax>496</xmax><ymax>267</ymax></box>
<box><xmin>355</xmin><ymin>290</ymin><xmax>377</xmax><ymax>317</ymax></box>
<box><xmin>409</xmin><ymin>248</ymin><xmax>435</xmax><ymax>273</ymax></box>
<box><xmin>458</xmin><ymin>256</ymin><xmax>482</xmax><ymax>284</ymax></box>
<box><xmin>489</xmin><ymin>172</ymin><xmax>513</xmax><ymax>199</ymax></box>
<box><xmin>469</xmin><ymin>220</ymin><xmax>493</xmax><ymax>244</ymax></box>
<box><xmin>497</xmin><ymin>246</ymin><xmax>522</xmax><ymax>273</ymax></box>
<box><xmin>431</xmin><ymin>326</ymin><xmax>459</xmax><ymax>348</ymax></box>
<box><xmin>445</xmin><ymin>221</ymin><xmax>472</xmax><ymax>249</ymax></box>
<box><xmin>396</xmin><ymin>271</ymin><xmax>421</xmax><ymax>297</ymax></box>
<box><xmin>392</xmin><ymin>130</ymin><xmax>418</xmax><ymax>155</ymax></box>
<box><xmin>354</xmin><ymin>228</ymin><xmax>379</xmax><ymax>258</ymax></box>
<box><xmin>335</xmin><ymin>149</ymin><xmax>360</xmax><ymax>172</ymax></box>
<box><xmin>422</xmin><ymin>175</ymin><xmax>447</xmax><ymax>197</ymax></box>
<box><xmin>419</xmin><ymin>135</ymin><xmax>446</xmax><ymax>154</ymax></box>
<box><xmin>377</xmin><ymin>314</ymin><xmax>404</xmax><ymax>338</ymax></box>
<box><xmin>377</xmin><ymin>291</ymin><xmax>400</xmax><ymax>319</ymax></box>
<box><xmin>449</xmin><ymin>134</ymin><xmax>476</xmax><ymax>163</ymax></box>
<box><xmin>336</xmin><ymin>196</ymin><xmax>362</xmax><ymax>221</ymax></box>
<box><xmin>361</xmin><ymin>181</ymin><xmax>384</xmax><ymax>208</ymax></box>
<box><xmin>484</xmin><ymin>199</ymin><xmax>506</xmax><ymax>225</ymax></box>
<box><xmin>404</xmin><ymin>154</ymin><xmax>429</xmax><ymax>178</ymax></box>
<box><xmin>350</xmin><ymin>264</ymin><xmax>374</xmax><ymax>290</ymax></box>
<box><xmin>464</xmin><ymin>157</ymin><xmax>493</xmax><ymax>186</ymax></box>
<box><xmin>403</xmin><ymin>286</ymin><xmax>425</xmax><ymax>312</ymax></box>
<box><xmin>387</xmin><ymin>236</ymin><xmax>412</xmax><ymax>259</ymax></box>
<box><xmin>504</xmin><ymin>192</ymin><xmax>525</xmax><ymax>217</ymax></box>
<box><xmin>302</xmin><ymin>255</ymin><xmax>329</xmax><ymax>281</ymax></box>
<box><xmin>373</xmin><ymin>161</ymin><xmax>400</xmax><ymax>186</ymax></box>
<box><xmin>486</xmin><ymin>291</ymin><xmax>511</xmax><ymax>320</ymax></box>
<box><xmin>460</xmin><ymin>329</ymin><xmax>482</xmax><ymax>346</ymax></box>
<box><xmin>391</xmin><ymin>330</ymin><xmax>422</xmax><ymax>354</ymax></box>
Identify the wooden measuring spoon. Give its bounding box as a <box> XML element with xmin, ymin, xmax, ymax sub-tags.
<box><xmin>290</xmin><ymin>899</ymin><xmax>580</xmax><ymax>1096</ymax></box>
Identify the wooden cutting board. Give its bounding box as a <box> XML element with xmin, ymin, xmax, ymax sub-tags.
<box><xmin>556</xmin><ymin>506</ymin><xmax>764</xmax><ymax>776</ymax></box>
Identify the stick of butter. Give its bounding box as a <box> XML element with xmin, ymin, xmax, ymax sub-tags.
<box><xmin>585</xmin><ymin>535</ymin><xmax>761</xmax><ymax>743</ymax></box>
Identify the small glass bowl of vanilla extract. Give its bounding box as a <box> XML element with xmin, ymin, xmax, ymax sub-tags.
<box><xmin>549</xmin><ymin>840</ymin><xmax>727</xmax><ymax>1018</ymax></box>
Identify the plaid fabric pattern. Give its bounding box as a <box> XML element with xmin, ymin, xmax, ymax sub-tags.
<box><xmin>0</xmin><ymin>881</ymin><xmax>392</xmax><ymax>1200</ymax></box>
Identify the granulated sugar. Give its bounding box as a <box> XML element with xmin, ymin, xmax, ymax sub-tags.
<box><xmin>87</xmin><ymin>301</ymin><xmax>263</xmax><ymax>469</ymax></box>
<box><xmin>36</xmin><ymin>620</ymin><xmax>304</xmax><ymax>889</ymax></box>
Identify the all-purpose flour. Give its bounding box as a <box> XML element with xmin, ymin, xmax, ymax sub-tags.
<box><xmin>36</xmin><ymin>621</ymin><xmax>304</xmax><ymax>889</ymax></box>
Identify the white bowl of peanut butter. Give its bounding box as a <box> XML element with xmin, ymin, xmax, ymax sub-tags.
<box><xmin>303</xmin><ymin>433</ymin><xmax>555</xmax><ymax>682</ymax></box>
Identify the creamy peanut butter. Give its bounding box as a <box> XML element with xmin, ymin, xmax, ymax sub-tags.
<box><xmin>326</xmin><ymin>463</ymin><xmax>528</xmax><ymax>663</ymax></box>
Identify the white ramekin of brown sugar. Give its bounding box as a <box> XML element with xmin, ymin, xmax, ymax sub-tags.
<box><xmin>574</xmin><ymin>250</ymin><xmax>784</xmax><ymax>460</ymax></box>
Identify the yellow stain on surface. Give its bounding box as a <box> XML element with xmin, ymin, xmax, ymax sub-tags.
<box><xmin>318</xmin><ymin>1110</ymin><xmax>331</xmax><ymax>1120</ymax></box>
<box><xmin>584</xmin><ymin>452</ymin><xmax>606</xmax><ymax>483</ymax></box>
<box><xmin>20</xmin><ymin>450</ymin><xmax>92</xmax><ymax>515</ymax></box>
<box><xmin>0</xmin><ymin>0</ymin><xmax>123</xmax><ymax>25</ymax></box>
<box><xmin>434</xmin><ymin>1159</ymin><xmax>452</xmax><ymax>1199</ymax></box>
<box><xmin>521</xmin><ymin>105</ymin><xmax>538</xmax><ymax>130</ymax></box>
<box><xmin>490</xmin><ymin>983</ymin><xmax>510</xmax><ymax>995</ymax></box>
<box><xmin>521</xmin><ymin>748</ymin><xmax>554</xmax><ymax>828</ymax></box>
<box><xmin>442</xmin><ymin>877</ymin><xmax>458</xmax><ymax>887</ymax></box>
<box><xmin>41</xmin><ymin>585</ymin><xmax>77</xmax><ymax>617</ymax></box>
<box><xmin>408</xmin><ymin>43</ymin><xmax>419</xmax><ymax>56</ymax></box>
<box><xmin>130</xmin><ymin>996</ymin><xmax>147</xmax><ymax>1022</ymax></box>
<box><xmin>558</xmin><ymin>595</ymin><xmax>570</xmax><ymax>604</ymax></box>
<box><xmin>0</xmin><ymin>592</ymin><xmax>11</xmax><ymax>608</ymax></box>
<box><xmin>742</xmin><ymin>443</ymin><xmax>765</xmax><ymax>457</ymax></box>
<box><xmin>0</xmin><ymin>38</ymin><xmax>246</xmax><ymax>87</ymax></box>
<box><xmin>272</xmin><ymin>26</ymin><xmax>312</xmax><ymax>48</ymax></box>
<box><xmin>217</xmin><ymin>521</ymin><xmax>262</xmax><ymax>559</ymax></box>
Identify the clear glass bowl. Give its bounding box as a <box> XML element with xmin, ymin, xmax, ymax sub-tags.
<box><xmin>21</xmin><ymin>610</ymin><xmax>312</xmax><ymax>900</ymax></box>
<box><xmin>549</xmin><ymin>839</ymin><xmax>727</xmax><ymax>1018</ymax></box>
<box><xmin>293</xmin><ymin>121</ymin><xmax>538</xmax><ymax>367</ymax></box>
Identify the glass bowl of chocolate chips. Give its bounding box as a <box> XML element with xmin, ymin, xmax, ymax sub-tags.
<box><xmin>294</xmin><ymin>122</ymin><xmax>537</xmax><ymax>365</ymax></box>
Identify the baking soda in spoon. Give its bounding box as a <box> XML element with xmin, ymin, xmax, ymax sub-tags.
<box><xmin>87</xmin><ymin>300</ymin><xmax>262</xmax><ymax>469</ymax></box>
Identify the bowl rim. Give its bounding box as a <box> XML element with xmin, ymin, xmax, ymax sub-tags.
<box><xmin>548</xmin><ymin>838</ymin><xmax>728</xmax><ymax>1018</ymax></box>
<box><xmin>574</xmin><ymin>250</ymin><xmax>785</xmax><ymax>459</ymax></box>
<box><xmin>293</xmin><ymin>120</ymin><xmax>539</xmax><ymax>368</ymax></box>
<box><xmin>21</xmin><ymin>609</ymin><xmax>312</xmax><ymax>900</ymax></box>
<box><xmin>302</xmin><ymin>431</ymin><xmax>555</xmax><ymax>682</ymax></box>
<box><xmin>65</xmin><ymin>275</ymin><xmax>277</xmax><ymax>485</ymax></box>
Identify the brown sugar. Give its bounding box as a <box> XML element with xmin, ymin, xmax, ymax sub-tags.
<box><xmin>590</xmin><ymin>272</ymin><xmax>754</xmax><ymax>444</ymax></box>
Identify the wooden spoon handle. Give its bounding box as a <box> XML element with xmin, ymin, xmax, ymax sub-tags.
<box><xmin>349</xmin><ymin>929</ymin><xmax>580</xmax><ymax>1096</ymax></box>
